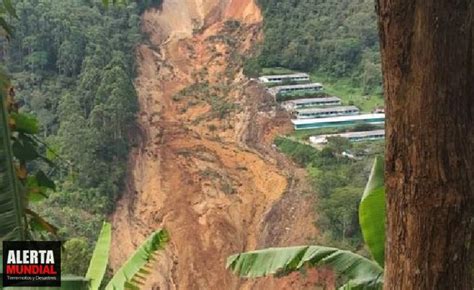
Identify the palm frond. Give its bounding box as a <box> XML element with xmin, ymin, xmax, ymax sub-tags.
<box><xmin>227</xmin><ymin>245</ymin><xmax>383</xmax><ymax>289</ymax></box>
<box><xmin>105</xmin><ymin>229</ymin><xmax>169</xmax><ymax>290</ymax></box>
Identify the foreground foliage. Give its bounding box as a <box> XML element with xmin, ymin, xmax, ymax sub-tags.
<box><xmin>0</xmin><ymin>0</ymin><xmax>166</xmax><ymax>278</ymax></box>
<box><xmin>1</xmin><ymin>223</ymin><xmax>169</xmax><ymax>290</ymax></box>
<box><xmin>85</xmin><ymin>223</ymin><xmax>169</xmax><ymax>290</ymax></box>
<box><xmin>358</xmin><ymin>157</ymin><xmax>385</xmax><ymax>266</ymax></box>
<box><xmin>85</xmin><ymin>223</ymin><xmax>112</xmax><ymax>290</ymax></box>
<box><xmin>105</xmin><ymin>227</ymin><xmax>169</xmax><ymax>289</ymax></box>
<box><xmin>227</xmin><ymin>246</ymin><xmax>383</xmax><ymax>289</ymax></box>
<box><xmin>227</xmin><ymin>158</ymin><xmax>385</xmax><ymax>289</ymax></box>
<box><xmin>2</xmin><ymin>0</ymin><xmax>150</xmax><ymax>273</ymax></box>
<box><xmin>0</xmin><ymin>74</ymin><xmax>57</xmax><ymax>243</ymax></box>
<box><xmin>0</xmin><ymin>76</ymin><xmax>24</xmax><ymax>241</ymax></box>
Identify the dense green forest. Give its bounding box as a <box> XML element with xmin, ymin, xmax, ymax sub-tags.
<box><xmin>246</xmin><ymin>0</ymin><xmax>382</xmax><ymax>94</ymax></box>
<box><xmin>274</xmin><ymin>136</ymin><xmax>384</xmax><ymax>250</ymax></box>
<box><xmin>2</xmin><ymin>0</ymin><xmax>158</xmax><ymax>274</ymax></box>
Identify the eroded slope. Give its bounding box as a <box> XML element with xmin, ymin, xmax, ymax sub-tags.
<box><xmin>110</xmin><ymin>1</ymin><xmax>327</xmax><ymax>289</ymax></box>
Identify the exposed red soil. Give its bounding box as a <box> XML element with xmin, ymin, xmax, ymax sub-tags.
<box><xmin>109</xmin><ymin>1</ymin><xmax>333</xmax><ymax>289</ymax></box>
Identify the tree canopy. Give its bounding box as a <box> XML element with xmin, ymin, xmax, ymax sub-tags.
<box><xmin>252</xmin><ymin>0</ymin><xmax>382</xmax><ymax>94</ymax></box>
<box><xmin>1</xmin><ymin>0</ymin><xmax>157</xmax><ymax>273</ymax></box>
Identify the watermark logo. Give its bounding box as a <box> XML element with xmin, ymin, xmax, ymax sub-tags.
<box><xmin>2</xmin><ymin>241</ymin><xmax>61</xmax><ymax>287</ymax></box>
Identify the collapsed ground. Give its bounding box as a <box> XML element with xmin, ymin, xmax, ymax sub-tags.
<box><xmin>109</xmin><ymin>1</ymin><xmax>332</xmax><ymax>289</ymax></box>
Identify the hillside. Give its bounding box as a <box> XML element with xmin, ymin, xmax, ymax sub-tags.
<box><xmin>109</xmin><ymin>0</ymin><xmax>331</xmax><ymax>289</ymax></box>
<box><xmin>1</xmin><ymin>0</ymin><xmax>471</xmax><ymax>289</ymax></box>
<box><xmin>248</xmin><ymin>0</ymin><xmax>382</xmax><ymax>95</ymax></box>
<box><xmin>3</xmin><ymin>0</ymin><xmax>331</xmax><ymax>287</ymax></box>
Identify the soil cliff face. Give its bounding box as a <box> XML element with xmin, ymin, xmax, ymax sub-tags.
<box><xmin>110</xmin><ymin>1</ymin><xmax>332</xmax><ymax>289</ymax></box>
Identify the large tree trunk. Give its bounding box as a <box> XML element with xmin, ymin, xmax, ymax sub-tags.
<box><xmin>376</xmin><ymin>1</ymin><xmax>474</xmax><ymax>289</ymax></box>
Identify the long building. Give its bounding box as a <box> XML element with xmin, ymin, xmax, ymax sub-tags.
<box><xmin>282</xmin><ymin>97</ymin><xmax>342</xmax><ymax>110</ymax></box>
<box><xmin>309</xmin><ymin>129</ymin><xmax>385</xmax><ymax>144</ymax></box>
<box><xmin>295</xmin><ymin>106</ymin><xmax>360</xmax><ymax>119</ymax></box>
<box><xmin>258</xmin><ymin>73</ymin><xmax>310</xmax><ymax>83</ymax></box>
<box><xmin>270</xmin><ymin>83</ymin><xmax>323</xmax><ymax>96</ymax></box>
<box><xmin>291</xmin><ymin>114</ymin><xmax>385</xmax><ymax>130</ymax></box>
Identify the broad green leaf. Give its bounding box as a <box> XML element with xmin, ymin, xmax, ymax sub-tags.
<box><xmin>26</xmin><ymin>189</ymin><xmax>47</xmax><ymax>202</ymax></box>
<box><xmin>0</xmin><ymin>86</ymin><xmax>25</xmax><ymax>241</ymax></box>
<box><xmin>227</xmin><ymin>245</ymin><xmax>383</xmax><ymax>289</ymax></box>
<box><xmin>86</xmin><ymin>222</ymin><xmax>112</xmax><ymax>290</ymax></box>
<box><xmin>10</xmin><ymin>112</ymin><xmax>39</xmax><ymax>134</ymax></box>
<box><xmin>12</xmin><ymin>136</ymin><xmax>38</xmax><ymax>161</ymax></box>
<box><xmin>339</xmin><ymin>277</ymin><xmax>384</xmax><ymax>290</ymax></box>
<box><xmin>359</xmin><ymin>157</ymin><xmax>385</xmax><ymax>267</ymax></box>
<box><xmin>26</xmin><ymin>171</ymin><xmax>55</xmax><ymax>203</ymax></box>
<box><xmin>106</xmin><ymin>229</ymin><xmax>169</xmax><ymax>290</ymax></box>
<box><xmin>36</xmin><ymin>170</ymin><xmax>56</xmax><ymax>191</ymax></box>
<box><xmin>26</xmin><ymin>176</ymin><xmax>49</xmax><ymax>202</ymax></box>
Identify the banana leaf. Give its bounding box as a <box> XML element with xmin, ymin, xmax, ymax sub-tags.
<box><xmin>105</xmin><ymin>229</ymin><xmax>169</xmax><ymax>290</ymax></box>
<box><xmin>359</xmin><ymin>157</ymin><xmax>385</xmax><ymax>267</ymax></box>
<box><xmin>86</xmin><ymin>222</ymin><xmax>112</xmax><ymax>290</ymax></box>
<box><xmin>227</xmin><ymin>245</ymin><xmax>383</xmax><ymax>289</ymax></box>
<box><xmin>0</xmin><ymin>82</ymin><xmax>24</xmax><ymax>242</ymax></box>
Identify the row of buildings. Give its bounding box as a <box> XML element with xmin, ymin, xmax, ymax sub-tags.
<box><xmin>268</xmin><ymin>83</ymin><xmax>324</xmax><ymax>97</ymax></box>
<box><xmin>259</xmin><ymin>72</ymin><xmax>385</xmax><ymax>142</ymax></box>
<box><xmin>309</xmin><ymin>129</ymin><xmax>386</xmax><ymax>144</ymax></box>
<box><xmin>282</xmin><ymin>97</ymin><xmax>342</xmax><ymax>110</ymax></box>
<box><xmin>291</xmin><ymin>114</ymin><xmax>385</xmax><ymax>130</ymax></box>
<box><xmin>295</xmin><ymin>106</ymin><xmax>360</xmax><ymax>119</ymax></box>
<box><xmin>258</xmin><ymin>73</ymin><xmax>310</xmax><ymax>83</ymax></box>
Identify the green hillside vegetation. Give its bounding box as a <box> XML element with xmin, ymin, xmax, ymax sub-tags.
<box><xmin>2</xmin><ymin>0</ymin><xmax>159</xmax><ymax>274</ymax></box>
<box><xmin>274</xmin><ymin>136</ymin><xmax>384</xmax><ymax>250</ymax></box>
<box><xmin>246</xmin><ymin>0</ymin><xmax>382</xmax><ymax>96</ymax></box>
<box><xmin>256</xmin><ymin>1</ymin><xmax>385</xmax><ymax>242</ymax></box>
<box><xmin>310</xmin><ymin>73</ymin><xmax>383</xmax><ymax>112</ymax></box>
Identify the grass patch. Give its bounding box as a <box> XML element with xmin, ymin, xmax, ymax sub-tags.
<box><xmin>310</xmin><ymin>72</ymin><xmax>384</xmax><ymax>112</ymax></box>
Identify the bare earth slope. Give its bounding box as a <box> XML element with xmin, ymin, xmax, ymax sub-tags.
<box><xmin>110</xmin><ymin>1</ymin><xmax>332</xmax><ymax>289</ymax></box>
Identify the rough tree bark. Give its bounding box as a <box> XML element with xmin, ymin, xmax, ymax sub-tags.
<box><xmin>376</xmin><ymin>1</ymin><xmax>474</xmax><ymax>289</ymax></box>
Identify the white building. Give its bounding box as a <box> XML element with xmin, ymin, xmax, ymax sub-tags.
<box><xmin>292</xmin><ymin>114</ymin><xmax>385</xmax><ymax>130</ymax></box>
<box><xmin>295</xmin><ymin>106</ymin><xmax>360</xmax><ymax>119</ymax></box>
<box><xmin>270</xmin><ymin>83</ymin><xmax>324</xmax><ymax>96</ymax></box>
<box><xmin>258</xmin><ymin>73</ymin><xmax>310</xmax><ymax>83</ymax></box>
<box><xmin>282</xmin><ymin>97</ymin><xmax>342</xmax><ymax>110</ymax></box>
